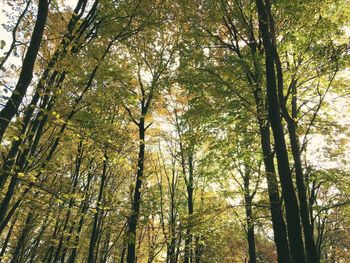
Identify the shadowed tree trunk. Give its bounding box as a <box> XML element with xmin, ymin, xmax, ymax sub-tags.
<box><xmin>184</xmin><ymin>154</ymin><xmax>194</xmax><ymax>263</ymax></box>
<box><xmin>125</xmin><ymin>61</ymin><xmax>158</xmax><ymax>261</ymax></box>
<box><xmin>242</xmin><ymin>169</ymin><xmax>256</xmax><ymax>263</ymax></box>
<box><xmin>267</xmin><ymin>5</ymin><xmax>320</xmax><ymax>259</ymax></box>
<box><xmin>0</xmin><ymin>216</ymin><xmax>17</xmax><ymax>262</ymax></box>
<box><xmin>126</xmin><ymin>115</ymin><xmax>146</xmax><ymax>263</ymax></box>
<box><xmin>68</xmin><ymin>169</ymin><xmax>94</xmax><ymax>263</ymax></box>
<box><xmin>10</xmin><ymin>209</ymin><xmax>35</xmax><ymax>263</ymax></box>
<box><xmin>213</xmin><ymin>6</ymin><xmax>292</xmax><ymax>260</ymax></box>
<box><xmin>0</xmin><ymin>0</ymin><xmax>49</xmax><ymax>142</ymax></box>
<box><xmin>255</xmin><ymin>1</ymin><xmax>306</xmax><ymax>262</ymax></box>
<box><xmin>88</xmin><ymin>153</ymin><xmax>108</xmax><ymax>263</ymax></box>
<box><xmin>253</xmin><ymin>88</ymin><xmax>291</xmax><ymax>263</ymax></box>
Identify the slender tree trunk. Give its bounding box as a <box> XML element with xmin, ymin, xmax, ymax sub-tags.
<box><xmin>88</xmin><ymin>154</ymin><xmax>108</xmax><ymax>263</ymax></box>
<box><xmin>55</xmin><ymin>142</ymin><xmax>83</xmax><ymax>263</ymax></box>
<box><xmin>0</xmin><ymin>0</ymin><xmax>49</xmax><ymax>142</ymax></box>
<box><xmin>243</xmin><ymin>175</ymin><xmax>256</xmax><ymax>263</ymax></box>
<box><xmin>175</xmin><ymin>225</ymin><xmax>182</xmax><ymax>263</ymax></box>
<box><xmin>44</xmin><ymin>207</ymin><xmax>64</xmax><ymax>263</ymax></box>
<box><xmin>270</xmin><ymin>10</ymin><xmax>320</xmax><ymax>259</ymax></box>
<box><xmin>255</xmin><ymin>1</ymin><xmax>306</xmax><ymax>262</ymax></box>
<box><xmin>286</xmin><ymin>117</ymin><xmax>319</xmax><ymax>263</ymax></box>
<box><xmin>184</xmin><ymin>154</ymin><xmax>194</xmax><ymax>263</ymax></box>
<box><xmin>0</xmin><ymin>216</ymin><xmax>17</xmax><ymax>262</ymax></box>
<box><xmin>126</xmin><ymin>117</ymin><xmax>146</xmax><ymax>263</ymax></box>
<box><xmin>53</xmin><ymin>191</ymin><xmax>77</xmax><ymax>262</ymax></box>
<box><xmin>0</xmin><ymin>73</ymin><xmax>64</xmax><ymax>229</ymax></box>
<box><xmin>254</xmin><ymin>90</ymin><xmax>291</xmax><ymax>263</ymax></box>
<box><xmin>242</xmin><ymin>26</ymin><xmax>292</xmax><ymax>263</ymax></box>
<box><xmin>67</xmin><ymin>170</ymin><xmax>93</xmax><ymax>263</ymax></box>
<box><xmin>194</xmin><ymin>236</ymin><xmax>203</xmax><ymax>263</ymax></box>
<box><xmin>120</xmin><ymin>241</ymin><xmax>126</xmax><ymax>263</ymax></box>
<box><xmin>0</xmin><ymin>192</ymin><xmax>25</xmax><ymax>235</ymax></box>
<box><xmin>168</xmin><ymin>207</ymin><xmax>177</xmax><ymax>263</ymax></box>
<box><xmin>28</xmin><ymin>207</ymin><xmax>52</xmax><ymax>263</ymax></box>
<box><xmin>100</xmin><ymin>228</ymin><xmax>111</xmax><ymax>263</ymax></box>
<box><xmin>11</xmin><ymin>211</ymin><xmax>34</xmax><ymax>263</ymax></box>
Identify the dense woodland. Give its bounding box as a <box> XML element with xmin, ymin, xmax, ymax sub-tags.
<box><xmin>0</xmin><ymin>0</ymin><xmax>349</xmax><ymax>262</ymax></box>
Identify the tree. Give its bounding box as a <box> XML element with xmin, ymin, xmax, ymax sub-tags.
<box><xmin>0</xmin><ymin>1</ymin><xmax>349</xmax><ymax>262</ymax></box>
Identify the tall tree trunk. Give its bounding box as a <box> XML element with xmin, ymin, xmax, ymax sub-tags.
<box><xmin>126</xmin><ymin>117</ymin><xmax>146</xmax><ymax>263</ymax></box>
<box><xmin>100</xmin><ymin>227</ymin><xmax>111</xmax><ymax>263</ymax></box>
<box><xmin>55</xmin><ymin>142</ymin><xmax>83</xmax><ymax>263</ymax></box>
<box><xmin>53</xmin><ymin>187</ymin><xmax>78</xmax><ymax>262</ymax></box>
<box><xmin>255</xmin><ymin>1</ymin><xmax>306</xmax><ymax>263</ymax></box>
<box><xmin>194</xmin><ymin>236</ymin><xmax>203</xmax><ymax>263</ymax></box>
<box><xmin>284</xmin><ymin>92</ymin><xmax>319</xmax><ymax>263</ymax></box>
<box><xmin>68</xmin><ymin>169</ymin><xmax>93</xmax><ymax>263</ymax></box>
<box><xmin>88</xmin><ymin>153</ymin><xmax>108</xmax><ymax>263</ymax></box>
<box><xmin>167</xmin><ymin>177</ymin><xmax>177</xmax><ymax>263</ymax></box>
<box><xmin>240</xmin><ymin>24</ymin><xmax>292</xmax><ymax>263</ymax></box>
<box><xmin>269</xmin><ymin>7</ymin><xmax>320</xmax><ymax>259</ymax></box>
<box><xmin>254</xmin><ymin>89</ymin><xmax>291</xmax><ymax>263</ymax></box>
<box><xmin>243</xmin><ymin>175</ymin><xmax>256</xmax><ymax>263</ymax></box>
<box><xmin>175</xmin><ymin>225</ymin><xmax>182</xmax><ymax>263</ymax></box>
<box><xmin>0</xmin><ymin>216</ymin><xmax>17</xmax><ymax>262</ymax></box>
<box><xmin>0</xmin><ymin>0</ymin><xmax>49</xmax><ymax>142</ymax></box>
<box><xmin>184</xmin><ymin>154</ymin><xmax>194</xmax><ymax>263</ymax></box>
<box><xmin>0</xmin><ymin>72</ymin><xmax>64</xmax><ymax>228</ymax></box>
<box><xmin>44</xmin><ymin>206</ymin><xmax>64</xmax><ymax>263</ymax></box>
<box><xmin>11</xmin><ymin>210</ymin><xmax>34</xmax><ymax>263</ymax></box>
<box><xmin>28</xmin><ymin>206</ymin><xmax>52</xmax><ymax>263</ymax></box>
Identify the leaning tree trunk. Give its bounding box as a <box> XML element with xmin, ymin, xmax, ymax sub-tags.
<box><xmin>269</xmin><ymin>7</ymin><xmax>320</xmax><ymax>260</ymax></box>
<box><xmin>255</xmin><ymin>1</ymin><xmax>306</xmax><ymax>262</ymax></box>
<box><xmin>68</xmin><ymin>170</ymin><xmax>94</xmax><ymax>263</ymax></box>
<box><xmin>240</xmin><ymin>26</ymin><xmax>292</xmax><ymax>263</ymax></box>
<box><xmin>0</xmin><ymin>216</ymin><xmax>17</xmax><ymax>262</ymax></box>
<box><xmin>253</xmin><ymin>88</ymin><xmax>291</xmax><ymax>263</ymax></box>
<box><xmin>10</xmin><ymin>209</ymin><xmax>35</xmax><ymax>263</ymax></box>
<box><xmin>244</xmin><ymin>49</ymin><xmax>292</xmax><ymax>262</ymax></box>
<box><xmin>0</xmin><ymin>0</ymin><xmax>49</xmax><ymax>142</ymax></box>
<box><xmin>88</xmin><ymin>153</ymin><xmax>108</xmax><ymax>263</ymax></box>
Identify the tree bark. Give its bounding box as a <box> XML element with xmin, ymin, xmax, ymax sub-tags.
<box><xmin>269</xmin><ymin>10</ymin><xmax>320</xmax><ymax>260</ymax></box>
<box><xmin>184</xmin><ymin>154</ymin><xmax>194</xmax><ymax>263</ymax></box>
<box><xmin>275</xmin><ymin>71</ymin><xmax>319</xmax><ymax>263</ymax></box>
<box><xmin>126</xmin><ymin>117</ymin><xmax>146</xmax><ymax>263</ymax></box>
<box><xmin>243</xmin><ymin>174</ymin><xmax>256</xmax><ymax>263</ymax></box>
<box><xmin>0</xmin><ymin>216</ymin><xmax>17</xmax><ymax>262</ymax></box>
<box><xmin>68</xmin><ymin>170</ymin><xmax>93</xmax><ymax>263</ymax></box>
<box><xmin>88</xmin><ymin>153</ymin><xmax>108</xmax><ymax>263</ymax></box>
<box><xmin>254</xmin><ymin>91</ymin><xmax>291</xmax><ymax>263</ymax></box>
<box><xmin>247</xmin><ymin>41</ymin><xmax>292</xmax><ymax>263</ymax></box>
<box><xmin>255</xmin><ymin>1</ymin><xmax>306</xmax><ymax>262</ymax></box>
<box><xmin>0</xmin><ymin>0</ymin><xmax>49</xmax><ymax>142</ymax></box>
<box><xmin>10</xmin><ymin>209</ymin><xmax>34</xmax><ymax>263</ymax></box>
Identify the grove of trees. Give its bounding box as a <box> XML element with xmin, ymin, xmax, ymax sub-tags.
<box><xmin>0</xmin><ymin>0</ymin><xmax>349</xmax><ymax>262</ymax></box>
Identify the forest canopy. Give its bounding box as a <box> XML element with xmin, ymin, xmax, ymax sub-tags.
<box><xmin>0</xmin><ymin>0</ymin><xmax>349</xmax><ymax>262</ymax></box>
